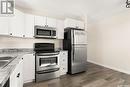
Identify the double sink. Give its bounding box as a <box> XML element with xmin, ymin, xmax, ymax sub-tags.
<box><xmin>0</xmin><ymin>56</ymin><xmax>16</xmax><ymax>69</ymax></box>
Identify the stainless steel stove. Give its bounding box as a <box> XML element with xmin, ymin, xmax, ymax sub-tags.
<box><xmin>34</xmin><ymin>43</ymin><xmax>60</xmax><ymax>82</ymax></box>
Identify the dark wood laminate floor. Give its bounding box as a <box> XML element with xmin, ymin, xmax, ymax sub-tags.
<box><xmin>24</xmin><ymin>62</ymin><xmax>130</xmax><ymax>87</ymax></box>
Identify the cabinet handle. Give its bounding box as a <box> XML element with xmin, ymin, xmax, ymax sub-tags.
<box><xmin>45</xmin><ymin>25</ymin><xmax>48</xmax><ymax>27</ymax></box>
<box><xmin>17</xmin><ymin>73</ymin><xmax>20</xmax><ymax>78</ymax></box>
<box><xmin>76</xmin><ymin>26</ymin><xmax>79</xmax><ymax>28</ymax></box>
<box><xmin>10</xmin><ymin>33</ymin><xmax>12</xmax><ymax>35</ymax></box>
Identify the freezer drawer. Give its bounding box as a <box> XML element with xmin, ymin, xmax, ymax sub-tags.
<box><xmin>72</xmin><ymin>45</ymin><xmax>87</xmax><ymax>62</ymax></box>
<box><xmin>71</xmin><ymin>45</ymin><xmax>87</xmax><ymax>74</ymax></box>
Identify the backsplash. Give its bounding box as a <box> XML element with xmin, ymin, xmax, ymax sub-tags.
<box><xmin>0</xmin><ymin>36</ymin><xmax>63</xmax><ymax>49</ymax></box>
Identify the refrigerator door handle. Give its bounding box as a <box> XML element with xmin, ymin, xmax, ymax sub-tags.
<box><xmin>73</xmin><ymin>30</ymin><xmax>75</xmax><ymax>61</ymax></box>
<box><xmin>73</xmin><ymin>45</ymin><xmax>75</xmax><ymax>61</ymax></box>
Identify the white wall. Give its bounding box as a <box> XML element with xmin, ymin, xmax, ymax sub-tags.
<box><xmin>0</xmin><ymin>36</ymin><xmax>63</xmax><ymax>49</ymax></box>
<box><xmin>88</xmin><ymin>10</ymin><xmax>130</xmax><ymax>74</ymax></box>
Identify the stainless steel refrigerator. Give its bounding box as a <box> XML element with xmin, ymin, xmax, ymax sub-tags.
<box><xmin>63</xmin><ymin>28</ymin><xmax>87</xmax><ymax>74</ymax></box>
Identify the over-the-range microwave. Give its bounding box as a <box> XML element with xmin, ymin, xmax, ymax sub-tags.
<box><xmin>34</xmin><ymin>25</ymin><xmax>56</xmax><ymax>39</ymax></box>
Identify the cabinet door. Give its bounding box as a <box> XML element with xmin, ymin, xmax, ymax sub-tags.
<box><xmin>76</xmin><ymin>20</ymin><xmax>84</xmax><ymax>29</ymax></box>
<box><xmin>10</xmin><ymin>69</ymin><xmax>17</xmax><ymax>87</ymax></box>
<box><xmin>10</xmin><ymin>59</ymin><xmax>23</xmax><ymax>87</ymax></box>
<box><xmin>25</xmin><ymin>14</ymin><xmax>35</xmax><ymax>38</ymax></box>
<box><xmin>64</xmin><ymin>18</ymin><xmax>85</xmax><ymax>29</ymax></box>
<box><xmin>46</xmin><ymin>17</ymin><xmax>57</xmax><ymax>28</ymax></box>
<box><xmin>17</xmin><ymin>59</ymin><xmax>23</xmax><ymax>87</ymax></box>
<box><xmin>56</xmin><ymin>20</ymin><xmax>64</xmax><ymax>39</ymax></box>
<box><xmin>9</xmin><ymin>9</ymin><xmax>25</xmax><ymax>37</ymax></box>
<box><xmin>23</xmin><ymin>54</ymin><xmax>35</xmax><ymax>83</ymax></box>
<box><xmin>0</xmin><ymin>17</ymin><xmax>9</xmax><ymax>35</ymax></box>
<box><xmin>64</xmin><ymin>18</ymin><xmax>77</xmax><ymax>28</ymax></box>
<box><xmin>60</xmin><ymin>51</ymin><xmax>68</xmax><ymax>66</ymax></box>
<box><xmin>34</xmin><ymin>16</ymin><xmax>46</xmax><ymax>26</ymax></box>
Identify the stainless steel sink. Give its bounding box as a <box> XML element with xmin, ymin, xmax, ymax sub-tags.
<box><xmin>0</xmin><ymin>61</ymin><xmax>8</xmax><ymax>68</ymax></box>
<box><xmin>0</xmin><ymin>56</ymin><xmax>16</xmax><ymax>68</ymax></box>
<box><xmin>0</xmin><ymin>56</ymin><xmax>14</xmax><ymax>61</ymax></box>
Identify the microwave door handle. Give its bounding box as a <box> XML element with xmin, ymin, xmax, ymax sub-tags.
<box><xmin>51</xmin><ymin>30</ymin><xmax>52</xmax><ymax>38</ymax></box>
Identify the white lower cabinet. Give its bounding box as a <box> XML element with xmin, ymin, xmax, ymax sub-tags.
<box><xmin>23</xmin><ymin>54</ymin><xmax>35</xmax><ymax>83</ymax></box>
<box><xmin>59</xmin><ymin>51</ymin><xmax>68</xmax><ymax>76</ymax></box>
<box><xmin>10</xmin><ymin>58</ymin><xmax>23</xmax><ymax>87</ymax></box>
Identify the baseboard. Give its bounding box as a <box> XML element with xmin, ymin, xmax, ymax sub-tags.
<box><xmin>87</xmin><ymin>60</ymin><xmax>130</xmax><ymax>75</ymax></box>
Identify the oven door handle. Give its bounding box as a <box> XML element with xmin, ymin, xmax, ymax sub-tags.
<box><xmin>37</xmin><ymin>68</ymin><xmax>60</xmax><ymax>74</ymax></box>
<box><xmin>37</xmin><ymin>55</ymin><xmax>58</xmax><ymax>58</ymax></box>
<box><xmin>37</xmin><ymin>52</ymin><xmax>59</xmax><ymax>56</ymax></box>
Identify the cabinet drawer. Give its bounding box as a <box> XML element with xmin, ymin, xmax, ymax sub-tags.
<box><xmin>60</xmin><ymin>62</ymin><xmax>67</xmax><ymax>67</ymax></box>
<box><xmin>61</xmin><ymin>67</ymin><xmax>67</xmax><ymax>71</ymax></box>
<box><xmin>60</xmin><ymin>52</ymin><xmax>67</xmax><ymax>56</ymax></box>
<box><xmin>60</xmin><ymin>67</ymin><xmax>67</xmax><ymax>75</ymax></box>
<box><xmin>60</xmin><ymin>58</ymin><xmax>67</xmax><ymax>62</ymax></box>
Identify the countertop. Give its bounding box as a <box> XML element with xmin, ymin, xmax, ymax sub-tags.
<box><xmin>0</xmin><ymin>48</ymin><xmax>67</xmax><ymax>87</ymax></box>
<box><xmin>0</xmin><ymin>49</ymin><xmax>33</xmax><ymax>87</ymax></box>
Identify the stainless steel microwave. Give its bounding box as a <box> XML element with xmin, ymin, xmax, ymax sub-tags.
<box><xmin>34</xmin><ymin>26</ymin><xmax>56</xmax><ymax>39</ymax></box>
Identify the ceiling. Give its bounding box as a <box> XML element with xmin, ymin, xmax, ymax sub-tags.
<box><xmin>15</xmin><ymin>0</ymin><xmax>127</xmax><ymax>22</ymax></box>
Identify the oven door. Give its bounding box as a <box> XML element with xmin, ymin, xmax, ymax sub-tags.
<box><xmin>36</xmin><ymin>53</ymin><xmax>59</xmax><ymax>72</ymax></box>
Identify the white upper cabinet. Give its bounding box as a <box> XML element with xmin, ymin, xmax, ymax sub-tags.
<box><xmin>56</xmin><ymin>20</ymin><xmax>64</xmax><ymax>39</ymax></box>
<box><xmin>9</xmin><ymin>9</ymin><xmax>25</xmax><ymax>37</ymax></box>
<box><xmin>25</xmin><ymin>14</ymin><xmax>35</xmax><ymax>38</ymax></box>
<box><xmin>76</xmin><ymin>20</ymin><xmax>84</xmax><ymax>29</ymax></box>
<box><xmin>0</xmin><ymin>17</ymin><xmax>9</xmax><ymax>35</ymax></box>
<box><xmin>64</xmin><ymin>18</ymin><xmax>85</xmax><ymax>30</ymax></box>
<box><xmin>64</xmin><ymin>18</ymin><xmax>76</xmax><ymax>28</ymax></box>
<box><xmin>46</xmin><ymin>17</ymin><xmax>57</xmax><ymax>28</ymax></box>
<box><xmin>34</xmin><ymin>16</ymin><xmax>57</xmax><ymax>28</ymax></box>
<box><xmin>34</xmin><ymin>16</ymin><xmax>46</xmax><ymax>26</ymax></box>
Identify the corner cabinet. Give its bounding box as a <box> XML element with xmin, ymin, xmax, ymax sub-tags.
<box><xmin>10</xmin><ymin>58</ymin><xmax>23</xmax><ymax>87</ymax></box>
<box><xmin>56</xmin><ymin>20</ymin><xmax>64</xmax><ymax>39</ymax></box>
<box><xmin>23</xmin><ymin>54</ymin><xmax>35</xmax><ymax>83</ymax></box>
<box><xmin>9</xmin><ymin>9</ymin><xmax>25</xmax><ymax>37</ymax></box>
<box><xmin>59</xmin><ymin>51</ymin><xmax>68</xmax><ymax>76</ymax></box>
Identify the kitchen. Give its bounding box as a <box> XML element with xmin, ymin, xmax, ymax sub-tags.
<box><xmin>0</xmin><ymin>0</ymin><xmax>130</xmax><ymax>87</ymax></box>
